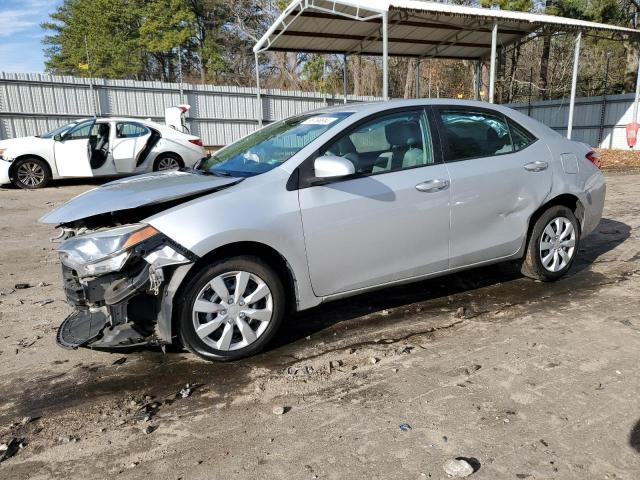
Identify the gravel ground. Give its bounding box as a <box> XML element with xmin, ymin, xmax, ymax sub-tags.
<box><xmin>0</xmin><ymin>173</ymin><xmax>639</xmax><ymax>480</ymax></box>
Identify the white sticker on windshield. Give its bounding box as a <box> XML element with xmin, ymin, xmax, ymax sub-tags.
<box><xmin>302</xmin><ymin>117</ymin><xmax>339</xmax><ymax>126</ymax></box>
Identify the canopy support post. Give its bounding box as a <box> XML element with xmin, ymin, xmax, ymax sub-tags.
<box><xmin>415</xmin><ymin>58</ymin><xmax>421</xmax><ymax>98</ymax></box>
<box><xmin>382</xmin><ymin>12</ymin><xmax>389</xmax><ymax>101</ymax></box>
<box><xmin>567</xmin><ymin>31</ymin><xmax>582</xmax><ymax>140</ymax></box>
<box><xmin>489</xmin><ymin>23</ymin><xmax>498</xmax><ymax>103</ymax></box>
<box><xmin>255</xmin><ymin>52</ymin><xmax>263</xmax><ymax>128</ymax></box>
<box><xmin>633</xmin><ymin>58</ymin><xmax>640</xmax><ymax>124</ymax></box>
<box><xmin>343</xmin><ymin>54</ymin><xmax>348</xmax><ymax>104</ymax></box>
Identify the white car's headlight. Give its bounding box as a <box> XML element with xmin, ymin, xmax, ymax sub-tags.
<box><xmin>58</xmin><ymin>224</ymin><xmax>160</xmax><ymax>277</ymax></box>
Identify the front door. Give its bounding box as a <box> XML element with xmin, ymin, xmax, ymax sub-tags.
<box><xmin>299</xmin><ymin>108</ymin><xmax>451</xmax><ymax>297</ymax></box>
<box><xmin>434</xmin><ymin>107</ymin><xmax>552</xmax><ymax>268</ymax></box>
<box><xmin>54</xmin><ymin>119</ymin><xmax>95</xmax><ymax>177</ymax></box>
<box><xmin>111</xmin><ymin>122</ymin><xmax>152</xmax><ymax>173</ymax></box>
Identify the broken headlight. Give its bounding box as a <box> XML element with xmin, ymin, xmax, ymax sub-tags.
<box><xmin>58</xmin><ymin>224</ymin><xmax>160</xmax><ymax>277</ymax></box>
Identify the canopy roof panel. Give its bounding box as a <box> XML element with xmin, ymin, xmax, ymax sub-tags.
<box><xmin>255</xmin><ymin>0</ymin><xmax>640</xmax><ymax>59</ymax></box>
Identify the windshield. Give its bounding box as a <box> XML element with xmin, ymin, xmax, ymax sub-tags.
<box><xmin>39</xmin><ymin>122</ymin><xmax>80</xmax><ymax>139</ymax></box>
<box><xmin>199</xmin><ymin>112</ymin><xmax>352</xmax><ymax>177</ymax></box>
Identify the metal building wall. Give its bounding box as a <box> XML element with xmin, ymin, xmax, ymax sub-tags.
<box><xmin>0</xmin><ymin>72</ymin><xmax>379</xmax><ymax>146</ymax></box>
<box><xmin>2</xmin><ymin>72</ymin><xmax>637</xmax><ymax>150</ymax></box>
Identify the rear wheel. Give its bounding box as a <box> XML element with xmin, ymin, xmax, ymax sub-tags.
<box><xmin>12</xmin><ymin>157</ymin><xmax>51</xmax><ymax>189</ymax></box>
<box><xmin>153</xmin><ymin>153</ymin><xmax>183</xmax><ymax>171</ymax></box>
<box><xmin>178</xmin><ymin>256</ymin><xmax>285</xmax><ymax>361</ymax></box>
<box><xmin>521</xmin><ymin>205</ymin><xmax>580</xmax><ymax>281</ymax></box>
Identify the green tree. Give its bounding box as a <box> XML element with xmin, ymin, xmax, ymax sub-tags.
<box><xmin>42</xmin><ymin>0</ymin><xmax>144</xmax><ymax>78</ymax></box>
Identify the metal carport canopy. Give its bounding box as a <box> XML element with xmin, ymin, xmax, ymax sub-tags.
<box><xmin>254</xmin><ymin>0</ymin><xmax>640</xmax><ymax>139</ymax></box>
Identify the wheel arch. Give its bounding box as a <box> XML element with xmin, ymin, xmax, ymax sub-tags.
<box><xmin>8</xmin><ymin>154</ymin><xmax>53</xmax><ymax>180</ymax></box>
<box><xmin>170</xmin><ymin>240</ymin><xmax>299</xmax><ymax>343</ymax></box>
<box><xmin>522</xmin><ymin>193</ymin><xmax>584</xmax><ymax>257</ymax></box>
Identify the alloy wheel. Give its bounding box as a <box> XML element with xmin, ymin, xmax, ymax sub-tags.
<box><xmin>191</xmin><ymin>271</ymin><xmax>273</xmax><ymax>351</ymax></box>
<box><xmin>539</xmin><ymin>216</ymin><xmax>576</xmax><ymax>273</ymax></box>
<box><xmin>156</xmin><ymin>156</ymin><xmax>181</xmax><ymax>170</ymax></box>
<box><xmin>17</xmin><ymin>161</ymin><xmax>45</xmax><ymax>187</ymax></box>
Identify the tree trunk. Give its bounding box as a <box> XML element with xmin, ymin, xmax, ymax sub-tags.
<box><xmin>508</xmin><ymin>42</ymin><xmax>520</xmax><ymax>103</ymax></box>
<box><xmin>403</xmin><ymin>59</ymin><xmax>415</xmax><ymax>99</ymax></box>
<box><xmin>624</xmin><ymin>39</ymin><xmax>640</xmax><ymax>93</ymax></box>
<box><xmin>497</xmin><ymin>47</ymin><xmax>506</xmax><ymax>104</ymax></box>
<box><xmin>539</xmin><ymin>35</ymin><xmax>551</xmax><ymax>100</ymax></box>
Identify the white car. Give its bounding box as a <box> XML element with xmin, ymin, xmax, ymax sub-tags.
<box><xmin>0</xmin><ymin>116</ymin><xmax>207</xmax><ymax>189</ymax></box>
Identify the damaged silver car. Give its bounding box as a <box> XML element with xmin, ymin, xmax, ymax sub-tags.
<box><xmin>41</xmin><ymin>100</ymin><xmax>606</xmax><ymax>361</ymax></box>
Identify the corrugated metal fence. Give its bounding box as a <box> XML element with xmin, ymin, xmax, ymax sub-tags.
<box><xmin>508</xmin><ymin>93</ymin><xmax>637</xmax><ymax>150</ymax></box>
<box><xmin>0</xmin><ymin>72</ymin><xmax>379</xmax><ymax>147</ymax></box>
<box><xmin>1</xmin><ymin>72</ymin><xmax>637</xmax><ymax>149</ymax></box>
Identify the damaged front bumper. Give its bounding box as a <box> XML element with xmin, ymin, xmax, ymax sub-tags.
<box><xmin>57</xmin><ymin>241</ymin><xmax>196</xmax><ymax>350</ymax></box>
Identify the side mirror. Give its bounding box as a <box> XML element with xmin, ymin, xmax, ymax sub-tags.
<box><xmin>53</xmin><ymin>134</ymin><xmax>62</xmax><ymax>142</ymax></box>
<box><xmin>314</xmin><ymin>155</ymin><xmax>356</xmax><ymax>179</ymax></box>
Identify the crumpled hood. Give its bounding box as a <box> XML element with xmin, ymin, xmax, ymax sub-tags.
<box><xmin>39</xmin><ymin>170</ymin><xmax>241</xmax><ymax>225</ymax></box>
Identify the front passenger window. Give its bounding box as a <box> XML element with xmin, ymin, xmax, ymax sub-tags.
<box><xmin>321</xmin><ymin>110</ymin><xmax>434</xmax><ymax>174</ymax></box>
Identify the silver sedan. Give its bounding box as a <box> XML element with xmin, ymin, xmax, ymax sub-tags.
<box><xmin>42</xmin><ymin>99</ymin><xmax>605</xmax><ymax>361</ymax></box>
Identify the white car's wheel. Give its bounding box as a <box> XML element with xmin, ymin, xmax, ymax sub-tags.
<box><xmin>154</xmin><ymin>153</ymin><xmax>183</xmax><ymax>171</ymax></box>
<box><xmin>12</xmin><ymin>157</ymin><xmax>51</xmax><ymax>189</ymax></box>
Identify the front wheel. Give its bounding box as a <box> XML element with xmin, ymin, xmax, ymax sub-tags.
<box><xmin>178</xmin><ymin>256</ymin><xmax>286</xmax><ymax>361</ymax></box>
<box><xmin>521</xmin><ymin>205</ymin><xmax>580</xmax><ymax>282</ymax></box>
<box><xmin>12</xmin><ymin>157</ymin><xmax>51</xmax><ymax>189</ymax></box>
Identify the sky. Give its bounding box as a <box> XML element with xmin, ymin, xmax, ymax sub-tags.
<box><xmin>0</xmin><ymin>0</ymin><xmax>63</xmax><ymax>73</ymax></box>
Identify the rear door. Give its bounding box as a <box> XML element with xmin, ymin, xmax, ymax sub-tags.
<box><xmin>111</xmin><ymin>122</ymin><xmax>152</xmax><ymax>172</ymax></box>
<box><xmin>298</xmin><ymin>108</ymin><xmax>451</xmax><ymax>297</ymax></box>
<box><xmin>434</xmin><ymin>107</ymin><xmax>552</xmax><ymax>268</ymax></box>
<box><xmin>53</xmin><ymin>119</ymin><xmax>95</xmax><ymax>177</ymax></box>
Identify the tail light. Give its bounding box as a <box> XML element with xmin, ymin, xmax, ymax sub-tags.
<box><xmin>189</xmin><ymin>138</ymin><xmax>203</xmax><ymax>147</ymax></box>
<box><xmin>586</xmin><ymin>151</ymin><xmax>602</xmax><ymax>169</ymax></box>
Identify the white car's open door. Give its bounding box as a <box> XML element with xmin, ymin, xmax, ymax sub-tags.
<box><xmin>53</xmin><ymin>120</ymin><xmax>95</xmax><ymax>177</ymax></box>
<box><xmin>112</xmin><ymin>122</ymin><xmax>153</xmax><ymax>173</ymax></box>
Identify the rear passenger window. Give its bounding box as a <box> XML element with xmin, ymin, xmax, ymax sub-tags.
<box><xmin>508</xmin><ymin>119</ymin><xmax>537</xmax><ymax>151</ymax></box>
<box><xmin>439</xmin><ymin>110</ymin><xmax>514</xmax><ymax>161</ymax></box>
<box><xmin>116</xmin><ymin>122</ymin><xmax>149</xmax><ymax>138</ymax></box>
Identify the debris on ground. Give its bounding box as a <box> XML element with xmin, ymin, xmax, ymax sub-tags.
<box><xmin>112</xmin><ymin>357</ymin><xmax>127</xmax><ymax>366</ymax></box>
<box><xmin>397</xmin><ymin>345</ymin><xmax>414</xmax><ymax>354</ymax></box>
<box><xmin>328</xmin><ymin>360</ymin><xmax>343</xmax><ymax>372</ymax></box>
<box><xmin>143</xmin><ymin>425</ymin><xmax>155</xmax><ymax>435</ymax></box>
<box><xmin>58</xmin><ymin>436</ymin><xmax>79</xmax><ymax>444</ymax></box>
<box><xmin>133</xmin><ymin>402</ymin><xmax>161</xmax><ymax>422</ymax></box>
<box><xmin>34</xmin><ymin>299</ymin><xmax>54</xmax><ymax>307</ymax></box>
<box><xmin>399</xmin><ymin>423</ymin><xmax>412</xmax><ymax>431</ymax></box>
<box><xmin>20</xmin><ymin>416</ymin><xmax>39</xmax><ymax>426</ymax></box>
<box><xmin>0</xmin><ymin>438</ymin><xmax>24</xmax><ymax>463</ymax></box>
<box><xmin>286</xmin><ymin>365</ymin><xmax>314</xmax><ymax>376</ymax></box>
<box><xmin>177</xmin><ymin>383</ymin><xmax>198</xmax><ymax>399</ymax></box>
<box><xmin>37</xmin><ymin>281</ymin><xmax>51</xmax><ymax>287</ymax></box>
<box><xmin>443</xmin><ymin>458</ymin><xmax>477</xmax><ymax>477</ymax></box>
<box><xmin>14</xmin><ymin>283</ymin><xmax>32</xmax><ymax>290</ymax></box>
<box><xmin>369</xmin><ymin>357</ymin><xmax>378</xmax><ymax>365</ymax></box>
<box><xmin>272</xmin><ymin>405</ymin><xmax>286</xmax><ymax>415</ymax></box>
<box><xmin>455</xmin><ymin>307</ymin><xmax>466</xmax><ymax>318</ymax></box>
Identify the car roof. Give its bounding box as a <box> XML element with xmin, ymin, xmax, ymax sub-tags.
<box><xmin>312</xmin><ymin>98</ymin><xmax>517</xmax><ymax>116</ymax></box>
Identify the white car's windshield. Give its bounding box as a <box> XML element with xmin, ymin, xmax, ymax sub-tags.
<box><xmin>39</xmin><ymin>122</ymin><xmax>80</xmax><ymax>139</ymax></box>
<box><xmin>199</xmin><ymin>112</ymin><xmax>352</xmax><ymax>177</ymax></box>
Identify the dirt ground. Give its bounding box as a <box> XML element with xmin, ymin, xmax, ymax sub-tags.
<box><xmin>0</xmin><ymin>173</ymin><xmax>639</xmax><ymax>480</ymax></box>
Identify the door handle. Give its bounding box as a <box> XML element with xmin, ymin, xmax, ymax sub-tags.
<box><xmin>415</xmin><ymin>179</ymin><xmax>449</xmax><ymax>193</ymax></box>
<box><xmin>524</xmin><ymin>161</ymin><xmax>548</xmax><ymax>172</ymax></box>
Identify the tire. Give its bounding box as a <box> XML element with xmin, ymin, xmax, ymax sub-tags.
<box><xmin>153</xmin><ymin>153</ymin><xmax>183</xmax><ymax>171</ymax></box>
<box><xmin>11</xmin><ymin>157</ymin><xmax>52</xmax><ymax>189</ymax></box>
<box><xmin>178</xmin><ymin>256</ymin><xmax>286</xmax><ymax>361</ymax></box>
<box><xmin>521</xmin><ymin>205</ymin><xmax>580</xmax><ymax>282</ymax></box>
